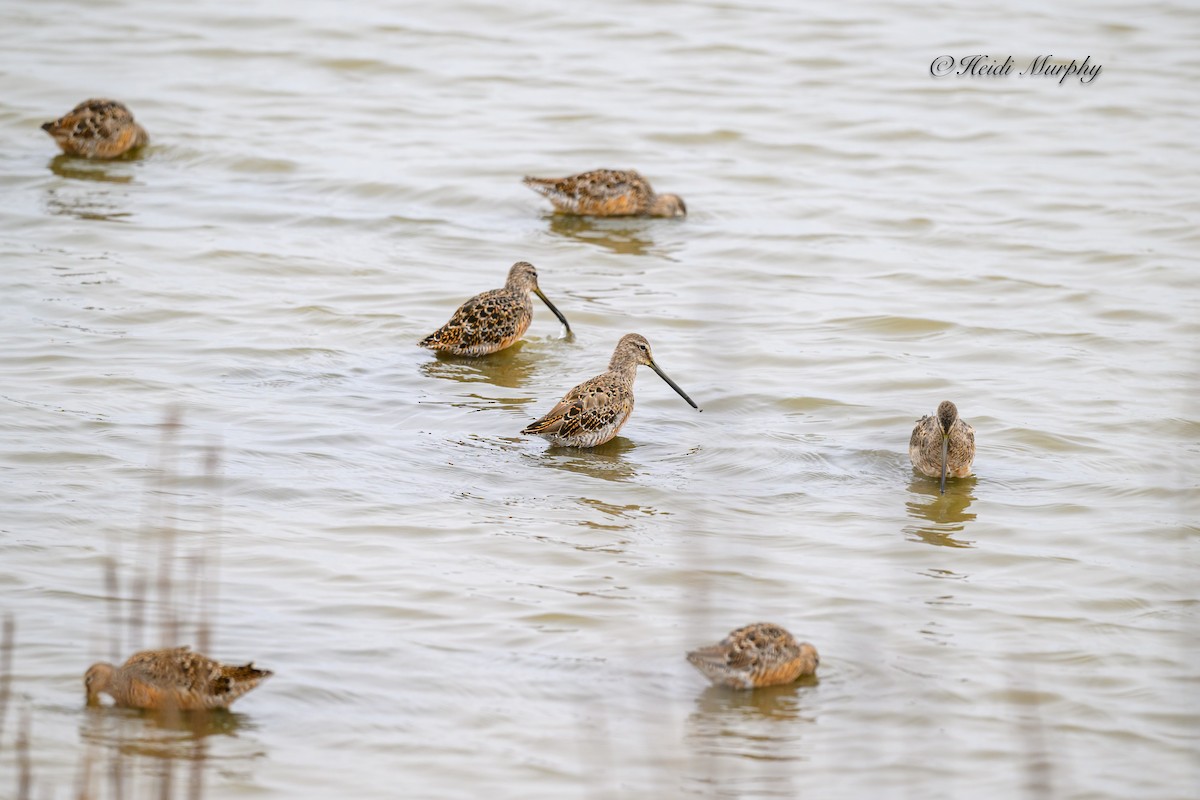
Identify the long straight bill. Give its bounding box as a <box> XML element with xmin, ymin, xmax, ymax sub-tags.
<box><xmin>939</xmin><ymin>435</ymin><xmax>949</xmax><ymax>494</ymax></box>
<box><xmin>648</xmin><ymin>360</ymin><xmax>700</xmax><ymax>411</ymax></box>
<box><xmin>534</xmin><ymin>288</ymin><xmax>572</xmax><ymax>337</ymax></box>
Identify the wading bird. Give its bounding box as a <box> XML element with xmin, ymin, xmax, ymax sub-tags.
<box><xmin>523</xmin><ymin>169</ymin><xmax>686</xmax><ymax>217</ymax></box>
<box><xmin>521</xmin><ymin>333</ymin><xmax>700</xmax><ymax>447</ymax></box>
<box><xmin>419</xmin><ymin>261</ymin><xmax>572</xmax><ymax>356</ymax></box>
<box><xmin>84</xmin><ymin>647</ymin><xmax>272</xmax><ymax>711</ymax></box>
<box><xmin>909</xmin><ymin>400</ymin><xmax>976</xmax><ymax>494</ymax></box>
<box><xmin>687</xmin><ymin>623</ymin><xmax>819</xmax><ymax>690</ymax></box>
<box><xmin>42</xmin><ymin>99</ymin><xmax>149</xmax><ymax>159</ymax></box>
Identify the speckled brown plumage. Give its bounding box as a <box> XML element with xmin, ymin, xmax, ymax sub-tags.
<box><xmin>41</xmin><ymin>99</ymin><xmax>149</xmax><ymax>159</ymax></box>
<box><xmin>523</xmin><ymin>169</ymin><xmax>686</xmax><ymax>217</ymax></box>
<box><xmin>909</xmin><ymin>400</ymin><xmax>976</xmax><ymax>493</ymax></box>
<box><xmin>84</xmin><ymin>647</ymin><xmax>272</xmax><ymax>711</ymax></box>
<box><xmin>521</xmin><ymin>333</ymin><xmax>700</xmax><ymax>447</ymax></box>
<box><xmin>687</xmin><ymin>623</ymin><xmax>819</xmax><ymax>690</ymax></box>
<box><xmin>419</xmin><ymin>262</ymin><xmax>571</xmax><ymax>356</ymax></box>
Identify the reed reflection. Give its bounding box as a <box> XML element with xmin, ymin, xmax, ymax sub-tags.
<box><xmin>904</xmin><ymin>474</ymin><xmax>978</xmax><ymax>548</ymax></box>
<box><xmin>78</xmin><ymin>705</ymin><xmax>261</xmax><ymax>799</ymax></box>
<box><xmin>69</xmin><ymin>411</ymin><xmax>267</xmax><ymax>799</ymax></box>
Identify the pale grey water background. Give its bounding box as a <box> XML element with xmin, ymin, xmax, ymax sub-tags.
<box><xmin>1</xmin><ymin>0</ymin><xmax>1197</xmax><ymax>797</ymax></box>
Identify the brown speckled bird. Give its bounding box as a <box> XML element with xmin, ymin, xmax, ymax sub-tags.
<box><xmin>909</xmin><ymin>400</ymin><xmax>976</xmax><ymax>494</ymax></box>
<box><xmin>84</xmin><ymin>647</ymin><xmax>272</xmax><ymax>711</ymax></box>
<box><xmin>523</xmin><ymin>169</ymin><xmax>686</xmax><ymax>217</ymax></box>
<box><xmin>41</xmin><ymin>99</ymin><xmax>149</xmax><ymax>159</ymax></box>
<box><xmin>521</xmin><ymin>333</ymin><xmax>700</xmax><ymax>447</ymax></box>
<box><xmin>419</xmin><ymin>261</ymin><xmax>572</xmax><ymax>356</ymax></box>
<box><xmin>687</xmin><ymin>623</ymin><xmax>819</xmax><ymax>690</ymax></box>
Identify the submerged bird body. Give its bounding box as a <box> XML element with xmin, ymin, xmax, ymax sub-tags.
<box><xmin>521</xmin><ymin>333</ymin><xmax>699</xmax><ymax>447</ymax></box>
<box><xmin>523</xmin><ymin>169</ymin><xmax>686</xmax><ymax>218</ymax></box>
<box><xmin>687</xmin><ymin>623</ymin><xmax>819</xmax><ymax>690</ymax></box>
<box><xmin>84</xmin><ymin>647</ymin><xmax>272</xmax><ymax>711</ymax></box>
<box><xmin>909</xmin><ymin>400</ymin><xmax>976</xmax><ymax>493</ymax></box>
<box><xmin>419</xmin><ymin>261</ymin><xmax>571</xmax><ymax>356</ymax></box>
<box><xmin>41</xmin><ymin>99</ymin><xmax>149</xmax><ymax>159</ymax></box>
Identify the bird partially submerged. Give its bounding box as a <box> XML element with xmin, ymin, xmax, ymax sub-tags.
<box><xmin>42</xmin><ymin>99</ymin><xmax>149</xmax><ymax>159</ymax></box>
<box><xmin>523</xmin><ymin>169</ymin><xmax>686</xmax><ymax>217</ymax></box>
<box><xmin>687</xmin><ymin>623</ymin><xmax>820</xmax><ymax>690</ymax></box>
<box><xmin>84</xmin><ymin>647</ymin><xmax>272</xmax><ymax>711</ymax></box>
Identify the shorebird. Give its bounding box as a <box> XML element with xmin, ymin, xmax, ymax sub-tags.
<box><xmin>909</xmin><ymin>400</ymin><xmax>976</xmax><ymax>494</ymax></box>
<box><xmin>521</xmin><ymin>333</ymin><xmax>700</xmax><ymax>447</ymax></box>
<box><xmin>523</xmin><ymin>169</ymin><xmax>686</xmax><ymax>218</ymax></box>
<box><xmin>41</xmin><ymin>99</ymin><xmax>149</xmax><ymax>159</ymax></box>
<box><xmin>687</xmin><ymin>623</ymin><xmax>819</xmax><ymax>690</ymax></box>
<box><xmin>419</xmin><ymin>261</ymin><xmax>572</xmax><ymax>356</ymax></box>
<box><xmin>84</xmin><ymin>647</ymin><xmax>272</xmax><ymax>711</ymax></box>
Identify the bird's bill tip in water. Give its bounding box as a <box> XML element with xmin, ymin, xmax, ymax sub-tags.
<box><xmin>648</xmin><ymin>359</ymin><xmax>700</xmax><ymax>411</ymax></box>
<box><xmin>533</xmin><ymin>287</ymin><xmax>571</xmax><ymax>337</ymax></box>
<box><xmin>939</xmin><ymin>434</ymin><xmax>949</xmax><ymax>494</ymax></box>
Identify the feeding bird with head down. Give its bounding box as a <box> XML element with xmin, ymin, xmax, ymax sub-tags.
<box><xmin>84</xmin><ymin>647</ymin><xmax>272</xmax><ymax>711</ymax></box>
<box><xmin>523</xmin><ymin>169</ymin><xmax>686</xmax><ymax>218</ymax></box>
<box><xmin>687</xmin><ymin>623</ymin><xmax>820</xmax><ymax>690</ymax></box>
<box><xmin>41</xmin><ymin>98</ymin><xmax>149</xmax><ymax>159</ymax></box>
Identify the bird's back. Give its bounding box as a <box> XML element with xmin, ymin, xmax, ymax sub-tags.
<box><xmin>908</xmin><ymin>414</ymin><xmax>975</xmax><ymax>477</ymax></box>
<box><xmin>420</xmin><ymin>287</ymin><xmax>532</xmax><ymax>356</ymax></box>
<box><xmin>43</xmin><ymin>99</ymin><xmax>148</xmax><ymax>159</ymax></box>
<box><xmin>117</xmin><ymin>647</ymin><xmax>272</xmax><ymax>710</ymax></box>
<box><xmin>908</xmin><ymin>413</ymin><xmax>940</xmax><ymax>475</ymax></box>
<box><xmin>687</xmin><ymin>623</ymin><xmax>815</xmax><ymax>689</ymax></box>
<box><xmin>521</xmin><ymin>370</ymin><xmax>635</xmax><ymax>446</ymax></box>
<box><xmin>946</xmin><ymin>419</ymin><xmax>976</xmax><ymax>476</ymax></box>
<box><xmin>523</xmin><ymin>170</ymin><xmax>652</xmax><ymax>216</ymax></box>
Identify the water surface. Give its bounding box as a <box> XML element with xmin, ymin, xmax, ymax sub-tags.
<box><xmin>0</xmin><ymin>1</ymin><xmax>1197</xmax><ymax>798</ymax></box>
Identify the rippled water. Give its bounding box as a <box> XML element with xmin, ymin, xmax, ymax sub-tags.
<box><xmin>1</xmin><ymin>0</ymin><xmax>1197</xmax><ymax>798</ymax></box>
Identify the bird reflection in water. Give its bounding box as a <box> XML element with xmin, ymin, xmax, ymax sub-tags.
<box><xmin>544</xmin><ymin>214</ymin><xmax>663</xmax><ymax>258</ymax></box>
<box><xmin>904</xmin><ymin>474</ymin><xmax>978</xmax><ymax>548</ymax></box>
<box><xmin>684</xmin><ymin>680</ymin><xmax>817</xmax><ymax>788</ymax></box>
<box><xmin>419</xmin><ymin>340</ymin><xmax>539</xmax><ymax>390</ymax></box>
<box><xmin>691</xmin><ymin>677</ymin><xmax>818</xmax><ymax>719</ymax></box>
<box><xmin>83</xmin><ymin>703</ymin><xmax>253</xmax><ymax>744</ymax></box>
<box><xmin>49</xmin><ymin>154</ymin><xmax>138</xmax><ymax>183</ymax></box>
<box><xmin>78</xmin><ymin>705</ymin><xmax>260</xmax><ymax>797</ymax></box>
<box><xmin>45</xmin><ymin>155</ymin><xmax>138</xmax><ymax>221</ymax></box>
<box><xmin>527</xmin><ymin>435</ymin><xmax>640</xmax><ymax>483</ymax></box>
